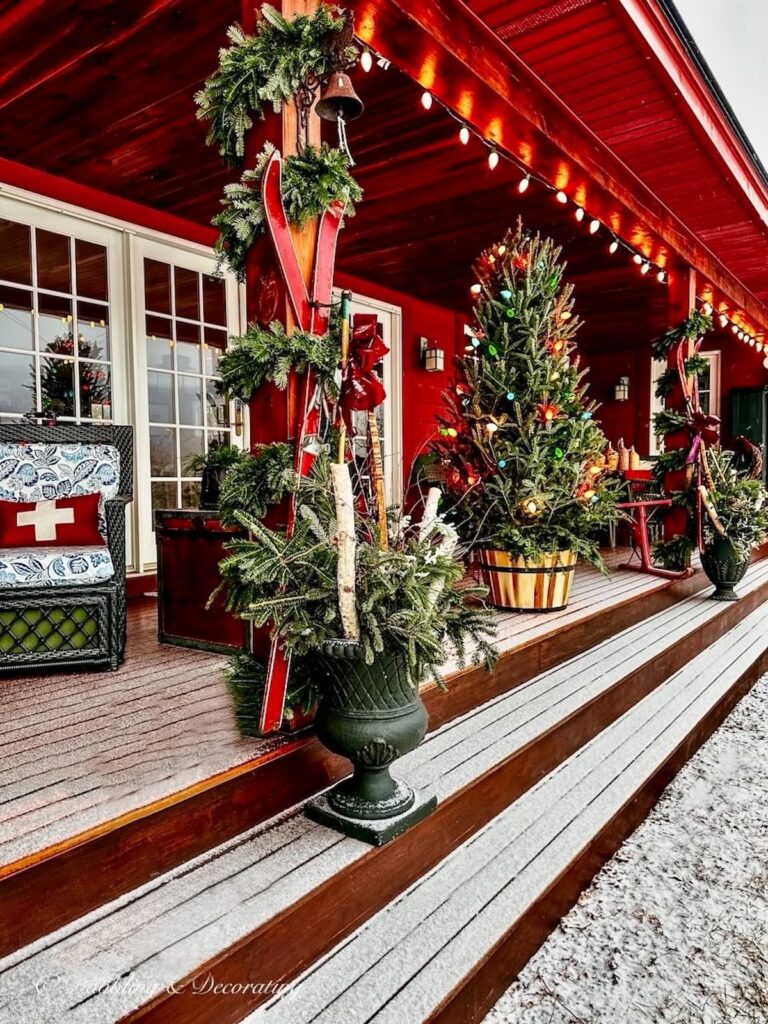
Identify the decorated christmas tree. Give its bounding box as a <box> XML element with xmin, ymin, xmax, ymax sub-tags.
<box><xmin>432</xmin><ymin>223</ymin><xmax>616</xmax><ymax>604</ymax></box>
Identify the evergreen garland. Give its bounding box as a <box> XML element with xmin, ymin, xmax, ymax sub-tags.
<box><xmin>218</xmin><ymin>442</ymin><xmax>296</xmax><ymax>525</ymax></box>
<box><xmin>213</xmin><ymin>142</ymin><xmax>363</xmax><ymax>280</ymax></box>
<box><xmin>432</xmin><ymin>223</ymin><xmax>617</xmax><ymax>567</ymax></box>
<box><xmin>217</xmin><ymin>319</ymin><xmax>340</xmax><ymax>402</ymax></box>
<box><xmin>195</xmin><ymin>5</ymin><xmax>358</xmax><ymax>165</ymax></box>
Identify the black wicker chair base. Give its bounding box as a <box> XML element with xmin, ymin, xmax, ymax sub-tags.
<box><xmin>0</xmin><ymin>585</ymin><xmax>119</xmax><ymax>675</ymax></box>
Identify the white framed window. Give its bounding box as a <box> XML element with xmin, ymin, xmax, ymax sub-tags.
<box><xmin>649</xmin><ymin>350</ymin><xmax>721</xmax><ymax>455</ymax></box>
<box><xmin>333</xmin><ymin>289</ymin><xmax>403</xmax><ymax>505</ymax></box>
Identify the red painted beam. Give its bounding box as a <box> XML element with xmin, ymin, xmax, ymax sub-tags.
<box><xmin>349</xmin><ymin>0</ymin><xmax>768</xmax><ymax>331</ymax></box>
<box><xmin>0</xmin><ymin>156</ymin><xmax>217</xmax><ymax>247</ymax></box>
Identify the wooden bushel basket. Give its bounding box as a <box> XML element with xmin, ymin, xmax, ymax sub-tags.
<box><xmin>475</xmin><ymin>549</ymin><xmax>577</xmax><ymax>611</ymax></box>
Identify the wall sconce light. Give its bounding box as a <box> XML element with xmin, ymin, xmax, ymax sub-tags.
<box><xmin>420</xmin><ymin>336</ymin><xmax>445</xmax><ymax>372</ymax></box>
<box><xmin>614</xmin><ymin>376</ymin><xmax>630</xmax><ymax>402</ymax></box>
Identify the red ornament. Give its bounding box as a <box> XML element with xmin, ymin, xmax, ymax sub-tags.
<box><xmin>514</xmin><ymin>253</ymin><xmax>529</xmax><ymax>271</ymax></box>
<box><xmin>547</xmin><ymin>337</ymin><xmax>566</xmax><ymax>356</ymax></box>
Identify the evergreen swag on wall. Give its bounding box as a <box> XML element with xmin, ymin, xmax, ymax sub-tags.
<box><xmin>195</xmin><ymin>4</ymin><xmax>359</xmax><ymax>166</ymax></box>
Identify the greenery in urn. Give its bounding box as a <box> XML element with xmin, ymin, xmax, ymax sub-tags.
<box><xmin>215</xmin><ymin>457</ymin><xmax>497</xmax><ymax>689</ymax></box>
<box><xmin>701</xmin><ymin>447</ymin><xmax>768</xmax><ymax>557</ymax></box>
<box><xmin>213</xmin><ymin>142</ymin><xmax>362</xmax><ymax>280</ymax></box>
<box><xmin>431</xmin><ymin>222</ymin><xmax>618</xmax><ymax>567</ymax></box>
<box><xmin>195</xmin><ymin>5</ymin><xmax>358</xmax><ymax>165</ymax></box>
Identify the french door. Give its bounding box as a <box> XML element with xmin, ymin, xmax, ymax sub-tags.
<box><xmin>132</xmin><ymin>239</ymin><xmax>242</xmax><ymax>567</ymax></box>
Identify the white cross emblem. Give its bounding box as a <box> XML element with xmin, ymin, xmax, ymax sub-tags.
<box><xmin>17</xmin><ymin>499</ymin><xmax>75</xmax><ymax>542</ymax></box>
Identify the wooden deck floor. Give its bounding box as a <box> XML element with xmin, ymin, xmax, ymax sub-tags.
<box><xmin>0</xmin><ymin>551</ymin><xmax>696</xmax><ymax>871</ymax></box>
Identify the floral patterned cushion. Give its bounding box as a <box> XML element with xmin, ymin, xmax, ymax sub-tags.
<box><xmin>0</xmin><ymin>443</ymin><xmax>120</xmax><ymax>539</ymax></box>
<box><xmin>0</xmin><ymin>546</ymin><xmax>114</xmax><ymax>588</ymax></box>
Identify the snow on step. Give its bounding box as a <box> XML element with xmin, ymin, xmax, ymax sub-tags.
<box><xmin>0</xmin><ymin>565</ymin><xmax>766</xmax><ymax>1024</ymax></box>
<box><xmin>248</xmin><ymin>606</ymin><xmax>768</xmax><ymax>1024</ymax></box>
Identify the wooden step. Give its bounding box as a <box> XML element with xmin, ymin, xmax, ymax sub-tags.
<box><xmin>0</xmin><ymin>554</ymin><xmax>712</xmax><ymax>956</ymax></box>
<box><xmin>248</xmin><ymin>606</ymin><xmax>768</xmax><ymax>1024</ymax></box>
<box><xmin>1</xmin><ymin>561</ymin><xmax>766</xmax><ymax>1023</ymax></box>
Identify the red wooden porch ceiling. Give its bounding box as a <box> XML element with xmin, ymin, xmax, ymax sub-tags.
<box><xmin>0</xmin><ymin>0</ymin><xmax>765</xmax><ymax>331</ymax></box>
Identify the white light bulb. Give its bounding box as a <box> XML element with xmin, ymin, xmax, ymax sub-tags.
<box><xmin>701</xmin><ymin>301</ymin><xmax>713</xmax><ymax>315</ymax></box>
<box><xmin>633</xmin><ymin>253</ymin><xmax>643</xmax><ymax>265</ymax></box>
<box><xmin>732</xmin><ymin>323</ymin><xmax>740</xmax><ymax>334</ymax></box>
<box><xmin>640</xmin><ymin>262</ymin><xmax>650</xmax><ymax>275</ymax></box>
<box><xmin>518</xmin><ymin>174</ymin><xmax>531</xmax><ymax>193</ymax></box>
<box><xmin>589</xmin><ymin>218</ymin><xmax>600</xmax><ymax>234</ymax></box>
<box><xmin>459</xmin><ymin>124</ymin><xmax>470</xmax><ymax>145</ymax></box>
<box><xmin>421</xmin><ymin>90</ymin><xmax>433</xmax><ymax>110</ymax></box>
<box><xmin>486</xmin><ymin>422</ymin><xmax>498</xmax><ymax>434</ymax></box>
<box><xmin>488</xmin><ymin>148</ymin><xmax>499</xmax><ymax>170</ymax></box>
<box><xmin>758</xmin><ymin>343</ymin><xmax>764</xmax><ymax>353</ymax></box>
<box><xmin>657</xmin><ymin>270</ymin><xmax>666</xmax><ymax>283</ymax></box>
<box><xmin>575</xmin><ymin>207</ymin><xmax>585</xmax><ymax>222</ymax></box>
<box><xmin>719</xmin><ymin>313</ymin><xmax>728</xmax><ymax>328</ymax></box>
<box><xmin>470</xmin><ymin>283</ymin><xmax>482</xmax><ymax>295</ymax></box>
<box><xmin>609</xmin><ymin>239</ymin><xmax>619</xmax><ymax>254</ymax></box>
<box><xmin>361</xmin><ymin>49</ymin><xmax>373</xmax><ymax>73</ymax></box>
<box><xmin>749</xmin><ymin>337</ymin><xmax>756</xmax><ymax>346</ymax></box>
<box><xmin>555</xmin><ymin>190</ymin><xmax>568</xmax><ymax>204</ymax></box>
<box><xmin>763</xmin><ymin>355</ymin><xmax>768</xmax><ymax>370</ymax></box>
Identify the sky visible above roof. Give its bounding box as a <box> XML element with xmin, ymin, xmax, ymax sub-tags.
<box><xmin>674</xmin><ymin>0</ymin><xmax>768</xmax><ymax>166</ymax></box>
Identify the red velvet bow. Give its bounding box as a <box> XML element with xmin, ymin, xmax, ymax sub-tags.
<box><xmin>339</xmin><ymin>320</ymin><xmax>389</xmax><ymax>428</ymax></box>
<box><xmin>685</xmin><ymin>411</ymin><xmax>720</xmax><ymax>465</ymax></box>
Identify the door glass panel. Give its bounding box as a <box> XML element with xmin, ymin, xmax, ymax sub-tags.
<box><xmin>0</xmin><ymin>286</ymin><xmax>34</xmax><ymax>351</ymax></box>
<box><xmin>40</xmin><ymin>356</ymin><xmax>76</xmax><ymax>417</ymax></box>
<box><xmin>152</xmin><ymin>480</ymin><xmax>178</xmax><ymax>514</ymax></box>
<box><xmin>0</xmin><ymin>351</ymin><xmax>35</xmax><ymax>415</ymax></box>
<box><xmin>0</xmin><ymin>221</ymin><xmax>32</xmax><ymax>285</ymax></box>
<box><xmin>37</xmin><ymin>229</ymin><xmax>71</xmax><ymax>293</ymax></box>
<box><xmin>75</xmin><ymin>240</ymin><xmax>108</xmax><ymax>302</ymax></box>
<box><xmin>77</xmin><ymin>301</ymin><xmax>110</xmax><ymax>361</ymax></box>
<box><xmin>144</xmin><ymin>256</ymin><xmax>237</xmax><ymax>513</ymax></box>
<box><xmin>79</xmin><ymin>362</ymin><xmax>111</xmax><ymax>420</ymax></box>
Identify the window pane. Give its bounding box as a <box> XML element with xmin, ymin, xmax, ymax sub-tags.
<box><xmin>151</xmin><ymin>480</ymin><xmax>178</xmax><ymax>515</ymax></box>
<box><xmin>0</xmin><ymin>351</ymin><xmax>35</xmax><ymax>414</ymax></box>
<box><xmin>174</xmin><ymin>266</ymin><xmax>199</xmax><ymax>321</ymax></box>
<box><xmin>206</xmin><ymin>380</ymin><xmax>228</xmax><ymax>427</ymax></box>
<box><xmin>699</xmin><ymin>392</ymin><xmax>711</xmax><ymax>415</ymax></box>
<box><xmin>37</xmin><ymin>229</ymin><xmax>71</xmax><ymax>293</ymax></box>
<box><xmin>0</xmin><ymin>220</ymin><xmax>32</xmax><ymax>286</ymax></box>
<box><xmin>146</xmin><ymin>314</ymin><xmax>173</xmax><ymax>370</ymax></box>
<box><xmin>203</xmin><ymin>275</ymin><xmax>227</xmax><ymax>325</ymax></box>
<box><xmin>77</xmin><ymin>301</ymin><xmax>110</xmax><ymax>361</ymax></box>
<box><xmin>40</xmin><ymin>356</ymin><xmax>75</xmax><ymax>417</ymax></box>
<box><xmin>208</xmin><ymin>430</ymin><xmax>231</xmax><ymax>450</ymax></box>
<box><xmin>79</xmin><ymin>361</ymin><xmax>111</xmax><ymax>420</ymax></box>
<box><xmin>148</xmin><ymin>371</ymin><xmax>175</xmax><ymax>423</ymax></box>
<box><xmin>204</xmin><ymin>327</ymin><xmax>228</xmax><ymax>375</ymax></box>
<box><xmin>150</xmin><ymin>426</ymin><xmax>176</xmax><ymax>476</ymax></box>
<box><xmin>0</xmin><ymin>286</ymin><xmax>34</xmax><ymax>351</ymax></box>
<box><xmin>144</xmin><ymin>259</ymin><xmax>172</xmax><ymax>315</ymax></box>
<box><xmin>179</xmin><ymin>428</ymin><xmax>204</xmax><ymax>475</ymax></box>
<box><xmin>38</xmin><ymin>294</ymin><xmax>74</xmax><ymax>353</ymax></box>
<box><xmin>75</xmin><ymin>240</ymin><xmax>108</xmax><ymax>302</ymax></box>
<box><xmin>181</xmin><ymin>480</ymin><xmax>201</xmax><ymax>509</ymax></box>
<box><xmin>178</xmin><ymin>376</ymin><xmax>203</xmax><ymax>425</ymax></box>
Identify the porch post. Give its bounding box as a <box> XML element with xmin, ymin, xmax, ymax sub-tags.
<box><xmin>662</xmin><ymin>264</ymin><xmax>696</xmax><ymax>542</ymax></box>
<box><xmin>241</xmin><ymin>0</ymin><xmax>322</xmax><ymax>450</ymax></box>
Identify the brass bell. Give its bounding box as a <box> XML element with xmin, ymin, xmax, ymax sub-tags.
<box><xmin>315</xmin><ymin>72</ymin><xmax>364</xmax><ymax>123</ymax></box>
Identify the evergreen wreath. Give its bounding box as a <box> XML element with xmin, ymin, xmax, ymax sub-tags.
<box><xmin>213</xmin><ymin>142</ymin><xmax>363</xmax><ymax>280</ymax></box>
<box><xmin>195</xmin><ymin>4</ymin><xmax>358</xmax><ymax>165</ymax></box>
<box><xmin>217</xmin><ymin>319</ymin><xmax>341</xmax><ymax>402</ymax></box>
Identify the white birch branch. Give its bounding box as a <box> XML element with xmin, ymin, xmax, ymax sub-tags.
<box><xmin>331</xmin><ymin>461</ymin><xmax>360</xmax><ymax>640</ymax></box>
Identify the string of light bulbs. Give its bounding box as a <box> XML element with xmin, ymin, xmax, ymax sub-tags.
<box><xmin>698</xmin><ymin>299</ymin><xmax>766</xmax><ymax>361</ymax></box>
<box><xmin>356</xmin><ymin>41</ymin><xmax>669</xmax><ymax>286</ymax></box>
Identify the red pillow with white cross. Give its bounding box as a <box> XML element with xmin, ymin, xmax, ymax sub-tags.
<box><xmin>0</xmin><ymin>493</ymin><xmax>104</xmax><ymax>548</ymax></box>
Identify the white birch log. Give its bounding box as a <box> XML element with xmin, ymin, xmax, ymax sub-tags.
<box><xmin>699</xmin><ymin>484</ymin><xmax>727</xmax><ymax>537</ymax></box>
<box><xmin>331</xmin><ymin>461</ymin><xmax>360</xmax><ymax>640</ymax></box>
<box><xmin>419</xmin><ymin>486</ymin><xmax>442</xmax><ymax>542</ymax></box>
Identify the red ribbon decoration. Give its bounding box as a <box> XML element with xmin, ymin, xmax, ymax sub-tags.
<box><xmin>339</xmin><ymin>320</ymin><xmax>389</xmax><ymax>429</ymax></box>
<box><xmin>685</xmin><ymin>411</ymin><xmax>720</xmax><ymax>465</ymax></box>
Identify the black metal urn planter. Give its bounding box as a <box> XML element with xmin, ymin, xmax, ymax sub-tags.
<box><xmin>700</xmin><ymin>537</ymin><xmax>750</xmax><ymax>601</ymax></box>
<box><xmin>305</xmin><ymin>640</ymin><xmax>436</xmax><ymax>845</ymax></box>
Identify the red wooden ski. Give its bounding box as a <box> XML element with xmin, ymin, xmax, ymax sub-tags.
<box><xmin>258</xmin><ymin>150</ymin><xmax>344</xmax><ymax>734</ymax></box>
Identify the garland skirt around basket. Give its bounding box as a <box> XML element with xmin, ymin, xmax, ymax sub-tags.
<box><xmin>475</xmin><ymin>549</ymin><xmax>578</xmax><ymax>611</ymax></box>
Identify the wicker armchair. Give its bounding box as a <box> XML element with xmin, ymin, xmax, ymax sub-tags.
<box><xmin>0</xmin><ymin>423</ymin><xmax>133</xmax><ymax>674</ymax></box>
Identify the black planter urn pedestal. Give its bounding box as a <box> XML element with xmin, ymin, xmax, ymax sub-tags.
<box><xmin>700</xmin><ymin>537</ymin><xmax>750</xmax><ymax>601</ymax></box>
<box><xmin>305</xmin><ymin>641</ymin><xmax>437</xmax><ymax>846</ymax></box>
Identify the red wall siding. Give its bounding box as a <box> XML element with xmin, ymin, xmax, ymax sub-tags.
<box><xmin>335</xmin><ymin>271</ymin><xmax>465</xmax><ymax>477</ymax></box>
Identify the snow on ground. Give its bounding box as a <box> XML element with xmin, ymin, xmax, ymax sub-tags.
<box><xmin>485</xmin><ymin>674</ymin><xmax>768</xmax><ymax>1024</ymax></box>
